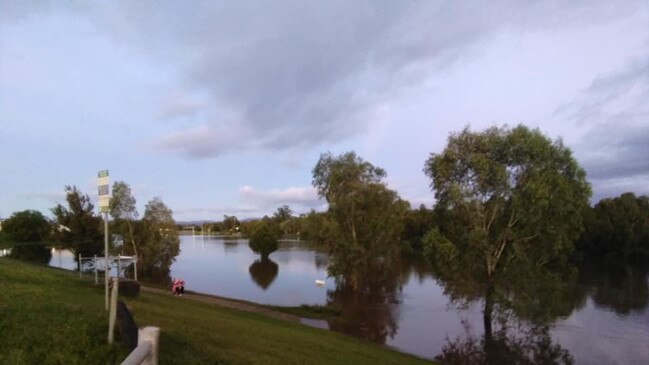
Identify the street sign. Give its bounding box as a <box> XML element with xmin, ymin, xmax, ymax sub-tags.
<box><xmin>98</xmin><ymin>170</ymin><xmax>110</xmax><ymax>213</ymax></box>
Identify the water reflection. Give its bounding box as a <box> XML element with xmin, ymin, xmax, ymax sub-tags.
<box><xmin>578</xmin><ymin>262</ymin><xmax>649</xmax><ymax>315</ymax></box>
<box><xmin>248</xmin><ymin>258</ymin><xmax>279</xmax><ymax>290</ymax></box>
<box><xmin>438</xmin><ymin>321</ymin><xmax>573</xmax><ymax>365</ymax></box>
<box><xmin>223</xmin><ymin>239</ymin><xmax>240</xmax><ymax>253</ymax></box>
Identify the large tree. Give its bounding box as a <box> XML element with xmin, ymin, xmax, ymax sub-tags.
<box><xmin>423</xmin><ymin>125</ymin><xmax>591</xmax><ymax>360</ymax></box>
<box><xmin>51</xmin><ymin>186</ymin><xmax>103</xmax><ymax>258</ymax></box>
<box><xmin>109</xmin><ymin>181</ymin><xmax>139</xmax><ymax>257</ymax></box>
<box><xmin>312</xmin><ymin>151</ymin><xmax>409</xmax><ymax>287</ymax></box>
<box><xmin>138</xmin><ymin>197</ymin><xmax>180</xmax><ymax>275</ymax></box>
<box><xmin>2</xmin><ymin>210</ymin><xmax>51</xmax><ymax>243</ymax></box>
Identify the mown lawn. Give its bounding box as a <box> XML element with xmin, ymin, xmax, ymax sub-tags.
<box><xmin>0</xmin><ymin>259</ymin><xmax>433</xmax><ymax>364</ymax></box>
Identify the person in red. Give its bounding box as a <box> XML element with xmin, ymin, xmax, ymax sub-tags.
<box><xmin>177</xmin><ymin>278</ymin><xmax>185</xmax><ymax>296</ymax></box>
<box><xmin>171</xmin><ymin>277</ymin><xmax>185</xmax><ymax>296</ymax></box>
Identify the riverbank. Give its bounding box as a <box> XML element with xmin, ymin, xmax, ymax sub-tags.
<box><xmin>0</xmin><ymin>258</ymin><xmax>433</xmax><ymax>364</ymax></box>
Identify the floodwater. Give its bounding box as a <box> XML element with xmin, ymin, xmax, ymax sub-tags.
<box><xmin>43</xmin><ymin>236</ymin><xmax>649</xmax><ymax>364</ymax></box>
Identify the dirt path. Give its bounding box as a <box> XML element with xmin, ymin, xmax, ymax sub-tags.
<box><xmin>140</xmin><ymin>286</ymin><xmax>301</xmax><ymax>323</ymax></box>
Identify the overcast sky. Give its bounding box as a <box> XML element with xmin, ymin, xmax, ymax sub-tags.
<box><xmin>1</xmin><ymin>1</ymin><xmax>648</xmax><ymax>221</ymax></box>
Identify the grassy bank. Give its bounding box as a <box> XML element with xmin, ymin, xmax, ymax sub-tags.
<box><xmin>0</xmin><ymin>259</ymin><xmax>433</xmax><ymax>364</ymax></box>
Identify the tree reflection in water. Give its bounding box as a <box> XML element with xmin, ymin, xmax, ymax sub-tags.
<box><xmin>578</xmin><ymin>261</ymin><xmax>649</xmax><ymax>315</ymax></box>
<box><xmin>9</xmin><ymin>245</ymin><xmax>52</xmax><ymax>265</ymax></box>
<box><xmin>437</xmin><ymin>320</ymin><xmax>573</xmax><ymax>365</ymax></box>
<box><xmin>248</xmin><ymin>258</ymin><xmax>279</xmax><ymax>290</ymax></box>
<box><xmin>434</xmin><ymin>260</ymin><xmax>649</xmax><ymax>364</ymax></box>
<box><xmin>325</xmin><ymin>258</ymin><xmax>414</xmax><ymax>344</ymax></box>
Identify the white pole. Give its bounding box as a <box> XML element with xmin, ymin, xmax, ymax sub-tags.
<box><xmin>105</xmin><ymin>212</ymin><xmax>109</xmax><ymax>311</ymax></box>
<box><xmin>108</xmin><ymin>277</ymin><xmax>119</xmax><ymax>344</ymax></box>
<box><xmin>94</xmin><ymin>255</ymin><xmax>98</xmax><ymax>285</ymax></box>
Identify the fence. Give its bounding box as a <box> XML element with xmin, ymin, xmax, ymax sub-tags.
<box><xmin>78</xmin><ymin>254</ymin><xmax>138</xmax><ymax>283</ymax></box>
<box><xmin>106</xmin><ymin>278</ymin><xmax>160</xmax><ymax>365</ymax></box>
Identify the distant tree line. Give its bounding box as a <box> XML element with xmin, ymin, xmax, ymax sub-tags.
<box><xmin>3</xmin><ymin>124</ymin><xmax>647</xmax><ymax>289</ymax></box>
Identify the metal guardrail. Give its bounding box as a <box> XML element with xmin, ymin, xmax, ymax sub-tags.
<box><xmin>121</xmin><ymin>327</ymin><xmax>160</xmax><ymax>365</ymax></box>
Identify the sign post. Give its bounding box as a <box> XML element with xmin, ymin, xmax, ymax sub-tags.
<box><xmin>98</xmin><ymin>170</ymin><xmax>110</xmax><ymax>311</ymax></box>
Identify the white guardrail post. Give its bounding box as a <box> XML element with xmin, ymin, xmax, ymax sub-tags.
<box><xmin>120</xmin><ymin>326</ymin><xmax>160</xmax><ymax>365</ymax></box>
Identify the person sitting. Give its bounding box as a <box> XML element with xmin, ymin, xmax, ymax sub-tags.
<box><xmin>177</xmin><ymin>278</ymin><xmax>185</xmax><ymax>296</ymax></box>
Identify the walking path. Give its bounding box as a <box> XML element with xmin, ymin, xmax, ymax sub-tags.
<box><xmin>140</xmin><ymin>286</ymin><xmax>301</xmax><ymax>323</ymax></box>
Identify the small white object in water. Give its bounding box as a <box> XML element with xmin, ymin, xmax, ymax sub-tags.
<box><xmin>315</xmin><ymin>279</ymin><xmax>325</xmax><ymax>286</ymax></box>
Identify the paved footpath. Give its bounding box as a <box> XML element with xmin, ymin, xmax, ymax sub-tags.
<box><xmin>140</xmin><ymin>286</ymin><xmax>301</xmax><ymax>323</ymax></box>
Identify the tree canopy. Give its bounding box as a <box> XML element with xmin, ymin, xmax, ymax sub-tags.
<box><xmin>423</xmin><ymin>125</ymin><xmax>591</xmax><ymax>290</ymax></box>
<box><xmin>138</xmin><ymin>197</ymin><xmax>180</xmax><ymax>275</ymax></box>
<box><xmin>576</xmin><ymin>192</ymin><xmax>649</xmax><ymax>261</ymax></box>
<box><xmin>312</xmin><ymin>151</ymin><xmax>409</xmax><ymax>287</ymax></box>
<box><xmin>51</xmin><ymin>186</ymin><xmax>103</xmax><ymax>257</ymax></box>
<box><xmin>248</xmin><ymin>221</ymin><xmax>279</xmax><ymax>259</ymax></box>
<box><xmin>110</xmin><ymin>181</ymin><xmax>139</xmax><ymax>256</ymax></box>
<box><xmin>2</xmin><ymin>210</ymin><xmax>51</xmax><ymax>243</ymax></box>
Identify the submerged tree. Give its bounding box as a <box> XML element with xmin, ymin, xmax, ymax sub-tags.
<box><xmin>248</xmin><ymin>221</ymin><xmax>279</xmax><ymax>259</ymax></box>
<box><xmin>138</xmin><ymin>197</ymin><xmax>180</xmax><ymax>276</ymax></box>
<box><xmin>423</xmin><ymin>125</ymin><xmax>591</xmax><ymax>362</ymax></box>
<box><xmin>312</xmin><ymin>151</ymin><xmax>409</xmax><ymax>288</ymax></box>
<box><xmin>51</xmin><ymin>186</ymin><xmax>103</xmax><ymax>258</ymax></box>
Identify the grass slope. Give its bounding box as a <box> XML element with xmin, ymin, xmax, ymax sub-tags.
<box><xmin>0</xmin><ymin>259</ymin><xmax>433</xmax><ymax>365</ymax></box>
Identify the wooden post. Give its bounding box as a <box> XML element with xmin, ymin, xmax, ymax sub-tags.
<box><xmin>94</xmin><ymin>255</ymin><xmax>98</xmax><ymax>285</ymax></box>
<box><xmin>108</xmin><ymin>277</ymin><xmax>119</xmax><ymax>344</ymax></box>
<box><xmin>117</xmin><ymin>256</ymin><xmax>121</xmax><ymax>279</ymax></box>
<box><xmin>139</xmin><ymin>326</ymin><xmax>160</xmax><ymax>365</ymax></box>
<box><xmin>78</xmin><ymin>254</ymin><xmax>82</xmax><ymax>279</ymax></box>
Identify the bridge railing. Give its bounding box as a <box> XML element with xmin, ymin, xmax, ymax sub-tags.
<box><xmin>120</xmin><ymin>326</ymin><xmax>160</xmax><ymax>365</ymax></box>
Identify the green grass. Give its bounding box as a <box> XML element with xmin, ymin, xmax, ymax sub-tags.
<box><xmin>0</xmin><ymin>258</ymin><xmax>433</xmax><ymax>365</ymax></box>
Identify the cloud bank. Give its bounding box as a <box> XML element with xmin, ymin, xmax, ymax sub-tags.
<box><xmin>66</xmin><ymin>1</ymin><xmax>641</xmax><ymax>159</ymax></box>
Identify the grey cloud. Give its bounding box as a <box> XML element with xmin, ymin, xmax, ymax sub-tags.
<box><xmin>238</xmin><ymin>185</ymin><xmax>325</xmax><ymax>214</ymax></box>
<box><xmin>74</xmin><ymin>1</ymin><xmax>640</xmax><ymax>158</ymax></box>
<box><xmin>4</xmin><ymin>1</ymin><xmax>643</xmax><ymax>158</ymax></box>
<box><xmin>158</xmin><ymin>94</ymin><xmax>204</xmax><ymax>119</ymax></box>
<box><xmin>565</xmin><ymin>60</ymin><xmax>649</xmax><ymax>200</ymax></box>
<box><xmin>151</xmin><ymin>125</ymin><xmax>238</xmax><ymax>158</ymax></box>
<box><xmin>581</xmin><ymin>124</ymin><xmax>649</xmax><ymax>181</ymax></box>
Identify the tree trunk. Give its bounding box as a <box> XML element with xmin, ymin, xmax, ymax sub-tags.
<box><xmin>483</xmin><ymin>284</ymin><xmax>495</xmax><ymax>365</ymax></box>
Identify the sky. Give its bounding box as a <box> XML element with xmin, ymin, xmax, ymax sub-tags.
<box><xmin>1</xmin><ymin>1</ymin><xmax>648</xmax><ymax>221</ymax></box>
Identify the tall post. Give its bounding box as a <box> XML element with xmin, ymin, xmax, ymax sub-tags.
<box><xmin>78</xmin><ymin>253</ymin><xmax>82</xmax><ymax>279</ymax></box>
<box><xmin>105</xmin><ymin>212</ymin><xmax>109</xmax><ymax>311</ymax></box>
<box><xmin>98</xmin><ymin>169</ymin><xmax>110</xmax><ymax>311</ymax></box>
<box><xmin>108</xmin><ymin>277</ymin><xmax>119</xmax><ymax>344</ymax></box>
<box><xmin>94</xmin><ymin>255</ymin><xmax>98</xmax><ymax>285</ymax></box>
<box><xmin>134</xmin><ymin>255</ymin><xmax>138</xmax><ymax>282</ymax></box>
